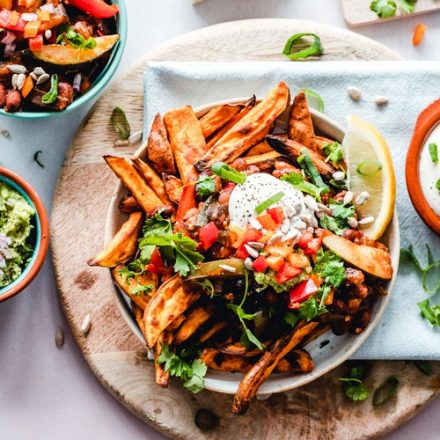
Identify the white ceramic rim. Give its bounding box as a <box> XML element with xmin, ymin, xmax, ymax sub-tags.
<box><xmin>105</xmin><ymin>97</ymin><xmax>400</xmax><ymax>395</ymax></box>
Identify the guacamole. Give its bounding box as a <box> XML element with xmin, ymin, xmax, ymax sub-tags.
<box><xmin>0</xmin><ymin>182</ymin><xmax>35</xmax><ymax>288</ymax></box>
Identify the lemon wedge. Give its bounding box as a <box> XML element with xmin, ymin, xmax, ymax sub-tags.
<box><xmin>342</xmin><ymin>115</ymin><xmax>396</xmax><ymax>240</ymax></box>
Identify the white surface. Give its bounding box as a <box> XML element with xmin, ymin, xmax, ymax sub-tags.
<box><xmin>1</xmin><ymin>1</ymin><xmax>440</xmax><ymax>439</ymax></box>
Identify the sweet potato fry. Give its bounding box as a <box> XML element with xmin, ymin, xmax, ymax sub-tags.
<box><xmin>219</xmin><ymin>341</ymin><xmax>266</xmax><ymax>358</ymax></box>
<box><xmin>119</xmin><ymin>195</ymin><xmax>140</xmax><ymax>213</ymax></box>
<box><xmin>144</xmin><ymin>275</ymin><xmax>200</xmax><ymax>348</ymax></box>
<box><xmin>199</xmin><ymin>104</ymin><xmax>242</xmax><ymax>138</ymax></box>
<box><xmin>195</xmin><ymin>82</ymin><xmax>290</xmax><ymax>171</ymax></box>
<box><xmin>162</xmin><ymin>174</ymin><xmax>183</xmax><ymax>204</ymax></box>
<box><xmin>87</xmin><ymin>212</ymin><xmax>143</xmax><ymax>267</ymax></box>
<box><xmin>232</xmin><ymin>321</ymin><xmax>318</xmax><ymax>415</ymax></box>
<box><xmin>322</xmin><ymin>233</ymin><xmax>393</xmax><ymax>279</ymax></box>
<box><xmin>104</xmin><ymin>156</ymin><xmax>163</xmax><ymax>213</ymax></box>
<box><xmin>244</xmin><ymin>151</ymin><xmax>282</xmax><ymax>168</ymax></box>
<box><xmin>245</xmin><ymin>140</ymin><xmax>273</xmax><ymax>156</ymax></box>
<box><xmin>199</xmin><ymin>321</ymin><xmax>228</xmax><ymax>343</ymax></box>
<box><xmin>205</xmin><ymin>96</ymin><xmax>256</xmax><ymax>149</ymax></box>
<box><xmin>201</xmin><ymin>348</ymin><xmax>254</xmax><ymax>373</ymax></box>
<box><xmin>154</xmin><ymin>331</ymin><xmax>174</xmax><ymax>388</ymax></box>
<box><xmin>174</xmin><ymin>304</ymin><xmax>215</xmax><ymax>345</ymax></box>
<box><xmin>112</xmin><ymin>264</ymin><xmax>158</xmax><ymax>310</ymax></box>
<box><xmin>132</xmin><ymin>157</ymin><xmax>171</xmax><ymax>205</ymax></box>
<box><xmin>275</xmin><ymin>349</ymin><xmax>314</xmax><ymax>373</ymax></box>
<box><xmin>163</xmin><ymin>106</ymin><xmax>206</xmax><ymax>184</ymax></box>
<box><xmin>266</xmin><ymin>135</ymin><xmax>335</xmax><ymax>177</ymax></box>
<box><xmin>147</xmin><ymin>113</ymin><xmax>176</xmax><ymax>175</ymax></box>
<box><xmin>166</xmin><ymin>314</ymin><xmax>186</xmax><ymax>332</ymax></box>
<box><xmin>133</xmin><ymin>304</ymin><xmax>147</xmax><ymax>338</ymax></box>
<box><xmin>288</xmin><ymin>91</ymin><xmax>318</xmax><ymax>150</ymax></box>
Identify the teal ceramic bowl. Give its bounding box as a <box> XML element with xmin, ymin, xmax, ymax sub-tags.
<box><xmin>0</xmin><ymin>0</ymin><xmax>127</xmax><ymax>120</ymax></box>
<box><xmin>0</xmin><ymin>168</ymin><xmax>49</xmax><ymax>302</ymax></box>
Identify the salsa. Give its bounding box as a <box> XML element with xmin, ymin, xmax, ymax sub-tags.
<box><xmin>0</xmin><ymin>182</ymin><xmax>35</xmax><ymax>288</ymax></box>
<box><xmin>0</xmin><ymin>0</ymin><xmax>119</xmax><ymax>113</ymax></box>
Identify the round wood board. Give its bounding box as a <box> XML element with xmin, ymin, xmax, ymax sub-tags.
<box><xmin>51</xmin><ymin>19</ymin><xmax>440</xmax><ymax>440</ymax></box>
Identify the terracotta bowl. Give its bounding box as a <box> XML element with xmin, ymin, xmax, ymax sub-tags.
<box><xmin>406</xmin><ymin>100</ymin><xmax>440</xmax><ymax>234</ymax></box>
<box><xmin>105</xmin><ymin>99</ymin><xmax>400</xmax><ymax>396</ymax></box>
<box><xmin>0</xmin><ymin>168</ymin><xmax>49</xmax><ymax>302</ymax></box>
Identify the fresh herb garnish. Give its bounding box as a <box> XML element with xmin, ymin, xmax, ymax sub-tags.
<box><xmin>370</xmin><ymin>0</ymin><xmax>397</xmax><ymax>18</ymax></box>
<box><xmin>227</xmin><ymin>270</ymin><xmax>265</xmax><ymax>350</ymax></box>
<box><xmin>194</xmin><ymin>278</ymin><xmax>215</xmax><ymax>298</ymax></box>
<box><xmin>282</xmin><ymin>32</ymin><xmax>324</xmax><ymax>60</ymax></box>
<box><xmin>400</xmin><ymin>0</ymin><xmax>417</xmax><ymax>14</ymax></box>
<box><xmin>429</xmin><ymin>143</ymin><xmax>438</xmax><ymax>163</ymax></box>
<box><xmin>298</xmin><ymin>149</ymin><xmax>329</xmax><ymax>193</ymax></box>
<box><xmin>303</xmin><ymin>88</ymin><xmax>324</xmax><ymax>112</ymax></box>
<box><xmin>323</xmin><ymin>142</ymin><xmax>344</xmax><ymax>168</ymax></box>
<box><xmin>56</xmin><ymin>27</ymin><xmax>97</xmax><ymax>49</ymax></box>
<box><xmin>314</xmin><ymin>249</ymin><xmax>346</xmax><ymax>288</ymax></box>
<box><xmin>42</xmin><ymin>74</ymin><xmax>58</xmax><ymax>105</ymax></box>
<box><xmin>373</xmin><ymin>376</ymin><xmax>399</xmax><ymax>406</ymax></box>
<box><xmin>157</xmin><ymin>344</ymin><xmax>207</xmax><ymax>393</ymax></box>
<box><xmin>417</xmin><ymin>299</ymin><xmax>440</xmax><ymax>327</ymax></box>
<box><xmin>211</xmin><ymin>162</ymin><xmax>246</xmax><ymax>184</ymax></box>
<box><xmin>298</xmin><ymin>296</ymin><xmax>327</xmax><ymax>321</ymax></box>
<box><xmin>196</xmin><ymin>175</ymin><xmax>216</xmax><ymax>198</ymax></box>
<box><xmin>320</xmin><ymin>215</ymin><xmax>345</xmax><ymax>235</ymax></box>
<box><xmin>33</xmin><ymin>150</ymin><xmax>44</xmax><ymax>168</ymax></box>
<box><xmin>339</xmin><ymin>363</ymin><xmax>371</xmax><ymax>401</ymax></box>
<box><xmin>319</xmin><ymin>201</ymin><xmax>355</xmax><ymax>235</ymax></box>
<box><xmin>356</xmin><ymin>160</ymin><xmax>382</xmax><ymax>177</ymax></box>
<box><xmin>283</xmin><ymin>311</ymin><xmax>299</xmax><ymax>328</ymax></box>
<box><xmin>281</xmin><ymin>171</ymin><xmax>326</xmax><ymax>201</ymax></box>
<box><xmin>111</xmin><ymin>107</ymin><xmax>131</xmax><ymax>140</ymax></box>
<box><xmin>255</xmin><ymin>191</ymin><xmax>285</xmax><ymax>214</ymax></box>
<box><xmin>130</xmin><ymin>284</ymin><xmax>153</xmax><ymax>296</ymax></box>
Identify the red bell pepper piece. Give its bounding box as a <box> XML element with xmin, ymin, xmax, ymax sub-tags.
<box><xmin>29</xmin><ymin>34</ymin><xmax>43</xmax><ymax>51</ymax></box>
<box><xmin>257</xmin><ymin>213</ymin><xmax>278</xmax><ymax>230</ymax></box>
<box><xmin>304</xmin><ymin>237</ymin><xmax>322</xmax><ymax>255</ymax></box>
<box><xmin>288</xmin><ymin>278</ymin><xmax>319</xmax><ymax>309</ymax></box>
<box><xmin>175</xmin><ymin>184</ymin><xmax>196</xmax><ymax>225</ymax></box>
<box><xmin>147</xmin><ymin>248</ymin><xmax>168</xmax><ymax>275</ymax></box>
<box><xmin>252</xmin><ymin>255</ymin><xmax>268</xmax><ymax>272</ymax></box>
<box><xmin>66</xmin><ymin>0</ymin><xmax>119</xmax><ymax>18</ymax></box>
<box><xmin>297</xmin><ymin>231</ymin><xmax>314</xmax><ymax>249</ymax></box>
<box><xmin>236</xmin><ymin>245</ymin><xmax>249</xmax><ymax>260</ymax></box>
<box><xmin>243</xmin><ymin>227</ymin><xmax>263</xmax><ymax>244</ymax></box>
<box><xmin>275</xmin><ymin>262</ymin><xmax>302</xmax><ymax>284</ymax></box>
<box><xmin>267</xmin><ymin>207</ymin><xmax>285</xmax><ymax>225</ymax></box>
<box><xmin>199</xmin><ymin>222</ymin><xmax>219</xmax><ymax>251</ymax></box>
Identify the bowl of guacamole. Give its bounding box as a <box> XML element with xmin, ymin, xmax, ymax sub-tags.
<box><xmin>0</xmin><ymin>168</ymin><xmax>49</xmax><ymax>302</ymax></box>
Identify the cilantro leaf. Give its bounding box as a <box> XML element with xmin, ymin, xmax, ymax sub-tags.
<box><xmin>298</xmin><ymin>296</ymin><xmax>327</xmax><ymax>321</ymax></box>
<box><xmin>319</xmin><ymin>214</ymin><xmax>345</xmax><ymax>235</ymax></box>
<box><xmin>183</xmin><ymin>359</ymin><xmax>208</xmax><ymax>393</ymax></box>
<box><xmin>196</xmin><ymin>175</ymin><xmax>216</xmax><ymax>198</ymax></box>
<box><xmin>370</xmin><ymin>0</ymin><xmax>397</xmax><ymax>18</ymax></box>
<box><xmin>314</xmin><ymin>249</ymin><xmax>346</xmax><ymax>288</ymax></box>
<box><xmin>57</xmin><ymin>27</ymin><xmax>97</xmax><ymax>49</ymax></box>
<box><xmin>339</xmin><ymin>362</ymin><xmax>371</xmax><ymax>401</ymax></box>
<box><xmin>417</xmin><ymin>299</ymin><xmax>440</xmax><ymax>326</ymax></box>
<box><xmin>322</xmin><ymin>142</ymin><xmax>344</xmax><ymax>167</ymax></box>
<box><xmin>131</xmin><ymin>284</ymin><xmax>153</xmax><ymax>296</ymax></box>
<box><xmin>319</xmin><ymin>201</ymin><xmax>355</xmax><ymax>235</ymax></box>
<box><xmin>193</xmin><ymin>279</ymin><xmax>215</xmax><ymax>298</ymax></box>
<box><xmin>281</xmin><ymin>172</ymin><xmax>325</xmax><ymax>201</ymax></box>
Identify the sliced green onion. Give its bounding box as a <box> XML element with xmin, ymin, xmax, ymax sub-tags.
<box><xmin>373</xmin><ymin>376</ymin><xmax>399</xmax><ymax>406</ymax></box>
<box><xmin>428</xmin><ymin>143</ymin><xmax>438</xmax><ymax>163</ymax></box>
<box><xmin>211</xmin><ymin>162</ymin><xmax>246</xmax><ymax>184</ymax></box>
<box><xmin>255</xmin><ymin>191</ymin><xmax>285</xmax><ymax>214</ymax></box>
<box><xmin>303</xmin><ymin>88</ymin><xmax>324</xmax><ymax>112</ymax></box>
<box><xmin>298</xmin><ymin>149</ymin><xmax>329</xmax><ymax>192</ymax></box>
<box><xmin>422</xmin><ymin>261</ymin><xmax>440</xmax><ymax>294</ymax></box>
<box><xmin>111</xmin><ymin>107</ymin><xmax>131</xmax><ymax>140</ymax></box>
<box><xmin>282</xmin><ymin>33</ymin><xmax>324</xmax><ymax>61</ymax></box>
<box><xmin>356</xmin><ymin>160</ymin><xmax>382</xmax><ymax>177</ymax></box>
<box><xmin>42</xmin><ymin>74</ymin><xmax>59</xmax><ymax>105</ymax></box>
<box><xmin>281</xmin><ymin>172</ymin><xmax>325</xmax><ymax>201</ymax></box>
<box><xmin>410</xmin><ymin>360</ymin><xmax>433</xmax><ymax>376</ymax></box>
<box><xmin>436</xmin><ymin>179</ymin><xmax>440</xmax><ymax>191</ymax></box>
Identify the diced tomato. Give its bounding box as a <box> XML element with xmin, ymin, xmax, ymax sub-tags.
<box><xmin>275</xmin><ymin>262</ymin><xmax>302</xmax><ymax>284</ymax></box>
<box><xmin>147</xmin><ymin>248</ymin><xmax>168</xmax><ymax>275</ymax></box>
<box><xmin>236</xmin><ymin>245</ymin><xmax>249</xmax><ymax>260</ymax></box>
<box><xmin>266</xmin><ymin>255</ymin><xmax>284</xmax><ymax>272</ymax></box>
<box><xmin>267</xmin><ymin>207</ymin><xmax>285</xmax><ymax>225</ymax></box>
<box><xmin>218</xmin><ymin>182</ymin><xmax>236</xmax><ymax>204</ymax></box>
<box><xmin>257</xmin><ymin>213</ymin><xmax>278</xmax><ymax>230</ymax></box>
<box><xmin>28</xmin><ymin>34</ymin><xmax>43</xmax><ymax>50</ymax></box>
<box><xmin>66</xmin><ymin>0</ymin><xmax>119</xmax><ymax>18</ymax></box>
<box><xmin>243</xmin><ymin>227</ymin><xmax>263</xmax><ymax>244</ymax></box>
<box><xmin>0</xmin><ymin>9</ymin><xmax>25</xmax><ymax>32</ymax></box>
<box><xmin>199</xmin><ymin>222</ymin><xmax>219</xmax><ymax>251</ymax></box>
<box><xmin>175</xmin><ymin>184</ymin><xmax>196</xmax><ymax>225</ymax></box>
<box><xmin>252</xmin><ymin>256</ymin><xmax>268</xmax><ymax>272</ymax></box>
<box><xmin>288</xmin><ymin>278</ymin><xmax>319</xmax><ymax>309</ymax></box>
<box><xmin>304</xmin><ymin>237</ymin><xmax>322</xmax><ymax>255</ymax></box>
<box><xmin>297</xmin><ymin>231</ymin><xmax>314</xmax><ymax>250</ymax></box>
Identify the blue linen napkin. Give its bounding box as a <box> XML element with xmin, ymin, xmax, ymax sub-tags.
<box><xmin>144</xmin><ymin>61</ymin><xmax>440</xmax><ymax>360</ymax></box>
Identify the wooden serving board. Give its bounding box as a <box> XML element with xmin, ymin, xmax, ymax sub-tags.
<box><xmin>51</xmin><ymin>19</ymin><xmax>440</xmax><ymax>439</ymax></box>
<box><xmin>341</xmin><ymin>0</ymin><xmax>440</xmax><ymax>27</ymax></box>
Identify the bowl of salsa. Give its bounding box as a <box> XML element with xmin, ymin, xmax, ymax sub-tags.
<box><xmin>0</xmin><ymin>0</ymin><xmax>126</xmax><ymax>118</ymax></box>
<box><xmin>0</xmin><ymin>167</ymin><xmax>49</xmax><ymax>302</ymax></box>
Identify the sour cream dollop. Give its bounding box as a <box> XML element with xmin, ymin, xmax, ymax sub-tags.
<box><xmin>228</xmin><ymin>173</ymin><xmax>318</xmax><ymax>240</ymax></box>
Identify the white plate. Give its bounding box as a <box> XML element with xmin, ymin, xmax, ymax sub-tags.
<box><xmin>105</xmin><ymin>98</ymin><xmax>400</xmax><ymax>395</ymax></box>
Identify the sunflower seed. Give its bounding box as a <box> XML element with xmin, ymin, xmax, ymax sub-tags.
<box><xmin>0</xmin><ymin>129</ymin><xmax>10</xmax><ymax>137</ymax></box>
<box><xmin>247</xmin><ymin>241</ymin><xmax>264</xmax><ymax>250</ymax></box>
<box><xmin>11</xmin><ymin>73</ymin><xmax>18</xmax><ymax>90</ymax></box>
<box><xmin>129</xmin><ymin>130</ymin><xmax>142</xmax><ymax>145</ymax></box>
<box><xmin>343</xmin><ymin>191</ymin><xmax>354</xmax><ymax>206</ymax></box>
<box><xmin>374</xmin><ymin>95</ymin><xmax>388</xmax><ymax>106</ymax></box>
<box><xmin>8</xmin><ymin>64</ymin><xmax>27</xmax><ymax>74</ymax></box>
<box><xmin>347</xmin><ymin>217</ymin><xmax>358</xmax><ymax>229</ymax></box>
<box><xmin>281</xmin><ymin>218</ymin><xmax>290</xmax><ymax>234</ymax></box>
<box><xmin>219</xmin><ymin>264</ymin><xmax>237</xmax><ymax>273</ymax></box>
<box><xmin>355</xmin><ymin>191</ymin><xmax>370</xmax><ymax>206</ymax></box>
<box><xmin>291</xmin><ymin>218</ymin><xmax>307</xmax><ymax>230</ymax></box>
<box><xmin>250</xmin><ymin>218</ymin><xmax>263</xmax><ymax>230</ymax></box>
<box><xmin>268</xmin><ymin>231</ymin><xmax>283</xmax><ymax>244</ymax></box>
<box><xmin>244</xmin><ymin>244</ymin><xmax>259</xmax><ymax>259</ymax></box>
<box><xmin>80</xmin><ymin>314</ymin><xmax>92</xmax><ymax>335</ymax></box>
<box><xmin>55</xmin><ymin>327</ymin><xmax>64</xmax><ymax>348</ymax></box>
<box><xmin>244</xmin><ymin>257</ymin><xmax>253</xmax><ymax>271</ymax></box>
<box><xmin>44</xmin><ymin>29</ymin><xmax>52</xmax><ymax>40</ymax></box>
<box><xmin>30</xmin><ymin>72</ymin><xmax>38</xmax><ymax>81</ymax></box>
<box><xmin>347</xmin><ymin>86</ymin><xmax>362</xmax><ymax>101</ymax></box>
<box><xmin>332</xmin><ymin>171</ymin><xmax>345</xmax><ymax>182</ymax></box>
<box><xmin>283</xmin><ymin>228</ymin><xmax>299</xmax><ymax>241</ymax></box>
<box><xmin>32</xmin><ymin>67</ymin><xmax>46</xmax><ymax>76</ymax></box>
<box><xmin>304</xmin><ymin>195</ymin><xmax>318</xmax><ymax>212</ymax></box>
<box><xmin>16</xmin><ymin>73</ymin><xmax>26</xmax><ymax>91</ymax></box>
<box><xmin>36</xmin><ymin>73</ymin><xmax>50</xmax><ymax>85</ymax></box>
<box><xmin>358</xmin><ymin>216</ymin><xmax>375</xmax><ymax>226</ymax></box>
<box><xmin>285</xmin><ymin>205</ymin><xmax>297</xmax><ymax>217</ymax></box>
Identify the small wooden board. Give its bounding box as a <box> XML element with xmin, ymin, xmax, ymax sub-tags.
<box><xmin>341</xmin><ymin>0</ymin><xmax>440</xmax><ymax>27</ymax></box>
<box><xmin>51</xmin><ymin>19</ymin><xmax>440</xmax><ymax>439</ymax></box>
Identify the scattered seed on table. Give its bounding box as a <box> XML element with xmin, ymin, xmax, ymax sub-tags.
<box><xmin>114</xmin><ymin>139</ymin><xmax>130</xmax><ymax>147</ymax></box>
<box><xmin>0</xmin><ymin>129</ymin><xmax>10</xmax><ymax>137</ymax></box>
<box><xmin>347</xmin><ymin>86</ymin><xmax>362</xmax><ymax>101</ymax></box>
<box><xmin>80</xmin><ymin>314</ymin><xmax>92</xmax><ymax>335</ymax></box>
<box><xmin>374</xmin><ymin>95</ymin><xmax>388</xmax><ymax>106</ymax></box>
<box><xmin>55</xmin><ymin>327</ymin><xmax>64</xmax><ymax>348</ymax></box>
<box><xmin>128</xmin><ymin>130</ymin><xmax>142</xmax><ymax>145</ymax></box>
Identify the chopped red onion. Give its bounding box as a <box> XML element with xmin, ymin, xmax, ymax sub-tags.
<box><xmin>4</xmin><ymin>42</ymin><xmax>16</xmax><ymax>57</ymax></box>
<box><xmin>1</xmin><ymin>31</ymin><xmax>16</xmax><ymax>45</ymax></box>
<box><xmin>21</xmin><ymin>13</ymin><xmax>38</xmax><ymax>21</ymax></box>
<box><xmin>73</xmin><ymin>73</ymin><xmax>82</xmax><ymax>93</ymax></box>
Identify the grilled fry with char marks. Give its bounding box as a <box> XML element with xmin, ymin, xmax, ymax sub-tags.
<box><xmin>201</xmin><ymin>348</ymin><xmax>254</xmax><ymax>373</ymax></box>
<box><xmin>174</xmin><ymin>304</ymin><xmax>215</xmax><ymax>345</ymax></box>
<box><xmin>199</xmin><ymin>104</ymin><xmax>243</xmax><ymax>138</ymax></box>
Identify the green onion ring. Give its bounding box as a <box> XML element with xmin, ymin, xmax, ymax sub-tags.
<box><xmin>282</xmin><ymin>33</ymin><xmax>324</xmax><ymax>61</ymax></box>
<box><xmin>422</xmin><ymin>261</ymin><xmax>440</xmax><ymax>294</ymax></box>
<box><xmin>255</xmin><ymin>191</ymin><xmax>285</xmax><ymax>214</ymax></box>
<box><xmin>303</xmin><ymin>88</ymin><xmax>325</xmax><ymax>112</ymax></box>
<box><xmin>211</xmin><ymin>162</ymin><xmax>246</xmax><ymax>184</ymax></box>
<box><xmin>356</xmin><ymin>160</ymin><xmax>382</xmax><ymax>177</ymax></box>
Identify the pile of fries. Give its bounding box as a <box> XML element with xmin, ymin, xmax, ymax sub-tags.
<box><xmin>88</xmin><ymin>82</ymin><xmax>392</xmax><ymax>415</ymax></box>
